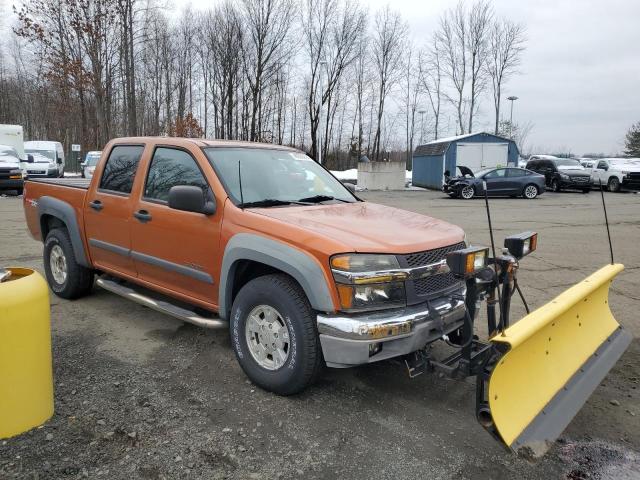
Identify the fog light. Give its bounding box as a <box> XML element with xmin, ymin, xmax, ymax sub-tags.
<box><xmin>369</xmin><ymin>342</ymin><xmax>382</xmax><ymax>357</ymax></box>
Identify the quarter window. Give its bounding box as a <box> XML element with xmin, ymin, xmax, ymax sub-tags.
<box><xmin>144</xmin><ymin>147</ymin><xmax>209</xmax><ymax>202</ymax></box>
<box><xmin>506</xmin><ymin>168</ymin><xmax>524</xmax><ymax>177</ymax></box>
<box><xmin>99</xmin><ymin>145</ymin><xmax>144</xmax><ymax>194</ymax></box>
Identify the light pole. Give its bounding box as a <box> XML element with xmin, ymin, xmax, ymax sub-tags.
<box><xmin>507</xmin><ymin>95</ymin><xmax>518</xmax><ymax>139</ymax></box>
<box><xmin>418</xmin><ymin>109</ymin><xmax>426</xmax><ymax>144</ymax></box>
<box><xmin>318</xmin><ymin>60</ymin><xmax>327</xmax><ymax>165</ymax></box>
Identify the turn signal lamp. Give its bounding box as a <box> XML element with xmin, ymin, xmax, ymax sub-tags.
<box><xmin>446</xmin><ymin>246</ymin><xmax>490</xmax><ymax>278</ymax></box>
<box><xmin>504</xmin><ymin>232</ymin><xmax>538</xmax><ymax>259</ymax></box>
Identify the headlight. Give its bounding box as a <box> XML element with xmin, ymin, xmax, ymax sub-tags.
<box><xmin>504</xmin><ymin>232</ymin><xmax>538</xmax><ymax>259</ymax></box>
<box><xmin>331</xmin><ymin>254</ymin><xmax>406</xmax><ymax>312</ymax></box>
<box><xmin>621</xmin><ymin>171</ymin><xmax>629</xmax><ymax>176</ymax></box>
<box><xmin>9</xmin><ymin>169</ymin><xmax>22</xmax><ymax>179</ymax></box>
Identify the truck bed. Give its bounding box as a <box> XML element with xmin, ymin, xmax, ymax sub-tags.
<box><xmin>27</xmin><ymin>177</ymin><xmax>91</xmax><ymax>189</ymax></box>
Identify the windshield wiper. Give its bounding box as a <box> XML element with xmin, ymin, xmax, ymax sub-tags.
<box><xmin>239</xmin><ymin>198</ymin><xmax>310</xmax><ymax>208</ymax></box>
<box><xmin>297</xmin><ymin>194</ymin><xmax>350</xmax><ymax>204</ymax></box>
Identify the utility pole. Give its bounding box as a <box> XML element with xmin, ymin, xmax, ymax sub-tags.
<box><xmin>507</xmin><ymin>96</ymin><xmax>519</xmax><ymax>139</ymax></box>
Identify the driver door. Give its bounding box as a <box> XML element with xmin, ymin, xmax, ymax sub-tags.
<box><xmin>129</xmin><ymin>146</ymin><xmax>222</xmax><ymax>308</ymax></box>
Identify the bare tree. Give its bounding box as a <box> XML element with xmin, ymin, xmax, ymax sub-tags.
<box><xmin>466</xmin><ymin>0</ymin><xmax>492</xmax><ymax>133</ymax></box>
<box><xmin>371</xmin><ymin>6</ymin><xmax>407</xmax><ymax>161</ymax></box>
<box><xmin>486</xmin><ymin>19</ymin><xmax>526</xmax><ymax>134</ymax></box>
<box><xmin>402</xmin><ymin>44</ymin><xmax>421</xmax><ymax>165</ymax></box>
<box><xmin>241</xmin><ymin>0</ymin><xmax>295</xmax><ymax>142</ymax></box>
<box><xmin>418</xmin><ymin>41</ymin><xmax>443</xmax><ymax>140</ymax></box>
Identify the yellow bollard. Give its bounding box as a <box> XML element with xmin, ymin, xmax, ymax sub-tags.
<box><xmin>0</xmin><ymin>267</ymin><xmax>54</xmax><ymax>439</ymax></box>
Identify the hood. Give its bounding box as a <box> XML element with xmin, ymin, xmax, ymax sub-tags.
<box><xmin>251</xmin><ymin>202</ymin><xmax>465</xmax><ymax>254</ymax></box>
<box><xmin>560</xmin><ymin>169</ymin><xmax>590</xmax><ymax>177</ymax></box>
<box><xmin>0</xmin><ymin>155</ymin><xmax>20</xmax><ymax>169</ymax></box>
<box><xmin>457</xmin><ymin>166</ymin><xmax>475</xmax><ymax>177</ymax></box>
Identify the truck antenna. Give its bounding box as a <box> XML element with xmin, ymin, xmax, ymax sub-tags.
<box><xmin>598</xmin><ymin>178</ymin><xmax>614</xmax><ymax>264</ymax></box>
<box><xmin>238</xmin><ymin>160</ymin><xmax>245</xmax><ymax>208</ymax></box>
<box><xmin>482</xmin><ymin>180</ymin><xmax>505</xmax><ymax>335</ymax></box>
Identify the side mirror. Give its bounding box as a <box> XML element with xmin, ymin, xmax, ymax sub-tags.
<box><xmin>344</xmin><ymin>182</ymin><xmax>356</xmax><ymax>193</ymax></box>
<box><xmin>168</xmin><ymin>185</ymin><xmax>215</xmax><ymax>216</ymax></box>
<box><xmin>26</xmin><ymin>154</ymin><xmax>34</xmax><ymax>163</ymax></box>
<box><xmin>80</xmin><ymin>162</ymin><xmax>87</xmax><ymax>168</ymax></box>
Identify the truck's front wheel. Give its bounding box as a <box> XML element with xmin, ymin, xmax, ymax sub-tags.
<box><xmin>230</xmin><ymin>274</ymin><xmax>323</xmax><ymax>395</ymax></box>
<box><xmin>43</xmin><ymin>228</ymin><xmax>94</xmax><ymax>299</ymax></box>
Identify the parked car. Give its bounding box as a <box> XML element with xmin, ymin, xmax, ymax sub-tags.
<box><xmin>443</xmin><ymin>166</ymin><xmax>545</xmax><ymax>199</ymax></box>
<box><xmin>24</xmin><ymin>141</ymin><xmax>65</xmax><ymax>178</ymax></box>
<box><xmin>0</xmin><ymin>144</ymin><xmax>24</xmax><ymax>194</ymax></box>
<box><xmin>81</xmin><ymin>151</ymin><xmax>102</xmax><ymax>179</ymax></box>
<box><xmin>589</xmin><ymin>158</ymin><xmax>640</xmax><ymax>192</ymax></box>
<box><xmin>525</xmin><ymin>158</ymin><xmax>591</xmax><ymax>193</ymax></box>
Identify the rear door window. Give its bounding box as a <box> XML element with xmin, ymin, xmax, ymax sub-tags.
<box><xmin>506</xmin><ymin>168</ymin><xmax>525</xmax><ymax>177</ymax></box>
<box><xmin>99</xmin><ymin>145</ymin><xmax>144</xmax><ymax>194</ymax></box>
<box><xmin>144</xmin><ymin>147</ymin><xmax>209</xmax><ymax>202</ymax></box>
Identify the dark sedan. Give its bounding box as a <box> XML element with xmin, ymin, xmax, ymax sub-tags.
<box><xmin>443</xmin><ymin>166</ymin><xmax>546</xmax><ymax>200</ymax></box>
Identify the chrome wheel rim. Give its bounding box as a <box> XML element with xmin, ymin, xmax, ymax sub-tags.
<box><xmin>461</xmin><ymin>186</ymin><xmax>474</xmax><ymax>199</ymax></box>
<box><xmin>525</xmin><ymin>185</ymin><xmax>537</xmax><ymax>198</ymax></box>
<box><xmin>50</xmin><ymin>245</ymin><xmax>67</xmax><ymax>285</ymax></box>
<box><xmin>245</xmin><ymin>305</ymin><xmax>290</xmax><ymax>370</ymax></box>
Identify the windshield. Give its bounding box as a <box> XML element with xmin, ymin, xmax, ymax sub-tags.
<box><xmin>0</xmin><ymin>145</ymin><xmax>19</xmax><ymax>158</ymax></box>
<box><xmin>204</xmin><ymin>147</ymin><xmax>356</xmax><ymax>206</ymax></box>
<box><xmin>85</xmin><ymin>153</ymin><xmax>101</xmax><ymax>166</ymax></box>
<box><xmin>26</xmin><ymin>149</ymin><xmax>56</xmax><ymax>162</ymax></box>
<box><xmin>553</xmin><ymin>159</ymin><xmax>583</xmax><ymax>168</ymax></box>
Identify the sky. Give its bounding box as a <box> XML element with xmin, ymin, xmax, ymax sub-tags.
<box><xmin>2</xmin><ymin>0</ymin><xmax>638</xmax><ymax>154</ymax></box>
<box><xmin>173</xmin><ymin>0</ymin><xmax>640</xmax><ymax>155</ymax></box>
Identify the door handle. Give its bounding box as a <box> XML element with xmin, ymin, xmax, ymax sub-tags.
<box><xmin>133</xmin><ymin>209</ymin><xmax>152</xmax><ymax>223</ymax></box>
<box><xmin>89</xmin><ymin>200</ymin><xmax>103</xmax><ymax>211</ymax></box>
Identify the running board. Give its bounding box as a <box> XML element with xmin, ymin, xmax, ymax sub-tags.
<box><xmin>96</xmin><ymin>276</ymin><xmax>227</xmax><ymax>329</ymax></box>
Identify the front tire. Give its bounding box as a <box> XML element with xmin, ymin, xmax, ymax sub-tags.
<box><xmin>551</xmin><ymin>179</ymin><xmax>561</xmax><ymax>192</ymax></box>
<box><xmin>608</xmin><ymin>177</ymin><xmax>621</xmax><ymax>193</ymax></box>
<box><xmin>43</xmin><ymin>228</ymin><xmax>94</xmax><ymax>299</ymax></box>
<box><xmin>523</xmin><ymin>184</ymin><xmax>539</xmax><ymax>199</ymax></box>
<box><xmin>230</xmin><ymin>274</ymin><xmax>323</xmax><ymax>395</ymax></box>
<box><xmin>460</xmin><ymin>185</ymin><xmax>475</xmax><ymax>199</ymax></box>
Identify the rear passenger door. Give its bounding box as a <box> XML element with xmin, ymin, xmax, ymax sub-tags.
<box><xmin>84</xmin><ymin>144</ymin><xmax>145</xmax><ymax>278</ymax></box>
<box><xmin>130</xmin><ymin>146</ymin><xmax>222</xmax><ymax>308</ymax></box>
<box><xmin>505</xmin><ymin>168</ymin><xmax>526</xmax><ymax>194</ymax></box>
<box><xmin>483</xmin><ymin>168</ymin><xmax>508</xmax><ymax>195</ymax></box>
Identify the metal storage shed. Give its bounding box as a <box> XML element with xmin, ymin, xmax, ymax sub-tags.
<box><xmin>412</xmin><ymin>132</ymin><xmax>519</xmax><ymax>189</ymax></box>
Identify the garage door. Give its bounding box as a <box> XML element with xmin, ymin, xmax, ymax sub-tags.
<box><xmin>457</xmin><ymin>143</ymin><xmax>508</xmax><ymax>172</ymax></box>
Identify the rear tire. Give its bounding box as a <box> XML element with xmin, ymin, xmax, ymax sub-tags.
<box><xmin>607</xmin><ymin>177</ymin><xmax>621</xmax><ymax>193</ymax></box>
<box><xmin>230</xmin><ymin>274</ymin><xmax>323</xmax><ymax>395</ymax></box>
<box><xmin>43</xmin><ymin>228</ymin><xmax>94</xmax><ymax>299</ymax></box>
<box><xmin>523</xmin><ymin>184</ymin><xmax>539</xmax><ymax>199</ymax></box>
<box><xmin>460</xmin><ymin>185</ymin><xmax>475</xmax><ymax>199</ymax></box>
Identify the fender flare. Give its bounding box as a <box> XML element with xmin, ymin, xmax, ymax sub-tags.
<box><xmin>37</xmin><ymin>196</ymin><xmax>90</xmax><ymax>267</ymax></box>
<box><xmin>219</xmin><ymin>233</ymin><xmax>335</xmax><ymax>320</ymax></box>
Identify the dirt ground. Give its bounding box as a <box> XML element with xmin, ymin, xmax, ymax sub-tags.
<box><xmin>1</xmin><ymin>188</ymin><xmax>639</xmax><ymax>479</ymax></box>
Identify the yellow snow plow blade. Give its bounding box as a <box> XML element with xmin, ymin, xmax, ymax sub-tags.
<box><xmin>487</xmin><ymin>264</ymin><xmax>631</xmax><ymax>459</ymax></box>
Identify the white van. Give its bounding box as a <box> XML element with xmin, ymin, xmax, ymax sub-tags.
<box><xmin>24</xmin><ymin>140</ymin><xmax>65</xmax><ymax>178</ymax></box>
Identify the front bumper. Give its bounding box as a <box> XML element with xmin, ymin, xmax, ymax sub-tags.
<box><xmin>622</xmin><ymin>178</ymin><xmax>640</xmax><ymax>190</ymax></box>
<box><xmin>0</xmin><ymin>178</ymin><xmax>24</xmax><ymax>190</ymax></box>
<box><xmin>317</xmin><ymin>290</ymin><xmax>466</xmax><ymax>367</ymax></box>
<box><xmin>26</xmin><ymin>167</ymin><xmax>58</xmax><ymax>177</ymax></box>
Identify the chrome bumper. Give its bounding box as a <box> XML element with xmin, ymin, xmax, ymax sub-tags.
<box><xmin>317</xmin><ymin>290</ymin><xmax>466</xmax><ymax>368</ymax></box>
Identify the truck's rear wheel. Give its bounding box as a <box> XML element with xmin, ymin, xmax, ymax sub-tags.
<box><xmin>230</xmin><ymin>273</ymin><xmax>323</xmax><ymax>395</ymax></box>
<box><xmin>43</xmin><ymin>228</ymin><xmax>94</xmax><ymax>299</ymax></box>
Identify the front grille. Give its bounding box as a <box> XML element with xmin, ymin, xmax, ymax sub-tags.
<box><xmin>400</xmin><ymin>241</ymin><xmax>466</xmax><ymax>303</ymax></box>
<box><xmin>573</xmin><ymin>177</ymin><xmax>589</xmax><ymax>183</ymax></box>
<box><xmin>414</xmin><ymin>272</ymin><xmax>461</xmax><ymax>296</ymax></box>
<box><xmin>404</xmin><ymin>242</ymin><xmax>466</xmax><ymax>268</ymax></box>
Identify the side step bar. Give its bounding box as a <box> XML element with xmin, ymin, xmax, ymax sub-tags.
<box><xmin>96</xmin><ymin>276</ymin><xmax>228</xmax><ymax>330</ymax></box>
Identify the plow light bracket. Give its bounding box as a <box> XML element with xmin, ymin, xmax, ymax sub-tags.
<box><xmin>446</xmin><ymin>246</ymin><xmax>490</xmax><ymax>279</ymax></box>
<box><xmin>504</xmin><ymin>232</ymin><xmax>538</xmax><ymax>260</ymax></box>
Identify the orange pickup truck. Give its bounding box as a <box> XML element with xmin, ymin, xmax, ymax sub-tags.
<box><xmin>23</xmin><ymin>137</ymin><xmax>632</xmax><ymax>458</ymax></box>
<box><xmin>23</xmin><ymin>137</ymin><xmax>467</xmax><ymax>394</ymax></box>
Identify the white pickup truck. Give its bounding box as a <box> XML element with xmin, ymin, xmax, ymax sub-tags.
<box><xmin>584</xmin><ymin>158</ymin><xmax>640</xmax><ymax>192</ymax></box>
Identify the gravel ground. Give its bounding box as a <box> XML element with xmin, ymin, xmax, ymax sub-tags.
<box><xmin>0</xmin><ymin>188</ymin><xmax>639</xmax><ymax>479</ymax></box>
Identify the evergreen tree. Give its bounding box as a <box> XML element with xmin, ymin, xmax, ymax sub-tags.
<box><xmin>624</xmin><ymin>122</ymin><xmax>640</xmax><ymax>156</ymax></box>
